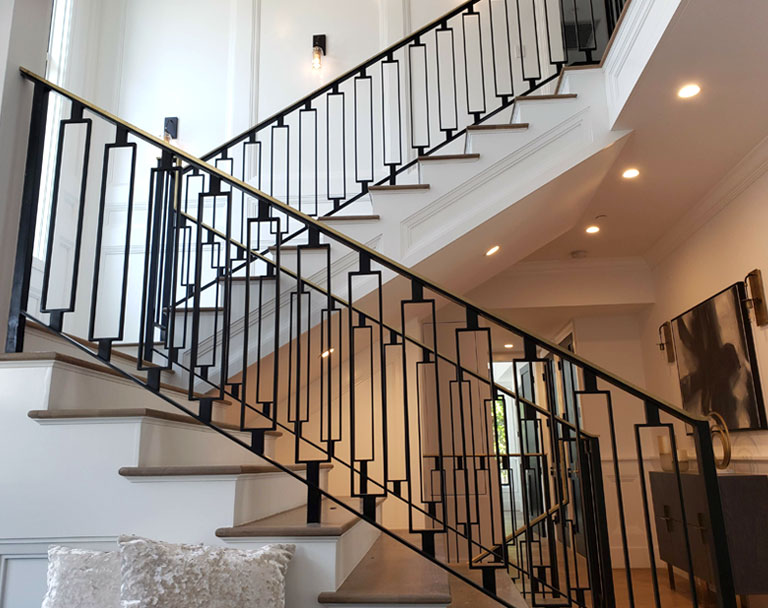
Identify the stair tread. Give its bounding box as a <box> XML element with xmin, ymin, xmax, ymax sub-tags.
<box><xmin>168</xmin><ymin>306</ymin><xmax>224</xmax><ymax>312</ymax></box>
<box><xmin>318</xmin><ymin>533</ymin><xmax>451</xmax><ymax>605</ymax></box>
<box><xmin>517</xmin><ymin>93</ymin><xmax>577</xmax><ymax>101</ymax></box>
<box><xmin>27</xmin><ymin>407</ymin><xmax>281</xmax><ymax>436</ymax></box>
<box><xmin>368</xmin><ymin>184</ymin><xmax>430</xmax><ymax>192</ymax></box>
<box><xmin>466</xmin><ymin>122</ymin><xmax>529</xmax><ymax>132</ymax></box>
<box><xmin>119</xmin><ymin>463</ymin><xmax>331</xmax><ymax>477</ymax></box>
<box><xmin>26</xmin><ymin>320</ymin><xmax>170</xmax><ymax>370</ymax></box>
<box><xmin>418</xmin><ymin>153</ymin><xmax>480</xmax><ymax>162</ymax></box>
<box><xmin>267</xmin><ymin>244</ymin><xmax>329</xmax><ymax>252</ymax></box>
<box><xmin>317</xmin><ymin>214</ymin><xmax>380</xmax><ymax>221</ymax></box>
<box><xmin>217</xmin><ymin>496</ymin><xmax>376</xmax><ymax>538</ymax></box>
<box><xmin>0</xmin><ymin>352</ymin><xmax>226</xmax><ymax>404</ymax></box>
<box><xmin>217</xmin><ymin>275</ymin><xmax>277</xmax><ymax>283</ymax></box>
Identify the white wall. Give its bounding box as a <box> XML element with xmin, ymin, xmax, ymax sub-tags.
<box><xmin>117</xmin><ymin>0</ymin><xmax>257</xmax><ymax>154</ymax></box>
<box><xmin>55</xmin><ymin>0</ymin><xmax>469</xmax><ymax>157</ymax></box>
<box><xmin>641</xmin><ymin>136</ymin><xmax>768</xmax><ymax>467</ymax></box>
<box><xmin>257</xmin><ymin>0</ymin><xmax>381</xmax><ymax>119</ymax></box>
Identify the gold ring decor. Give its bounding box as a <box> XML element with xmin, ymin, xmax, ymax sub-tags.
<box><xmin>707</xmin><ymin>411</ymin><xmax>732</xmax><ymax>470</ymax></box>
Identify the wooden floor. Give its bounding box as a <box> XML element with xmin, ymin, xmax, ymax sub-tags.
<box><xmin>446</xmin><ymin>567</ymin><xmax>724</xmax><ymax>607</ymax></box>
<box><xmin>614</xmin><ymin>569</ymin><xmax>702</xmax><ymax>608</ymax></box>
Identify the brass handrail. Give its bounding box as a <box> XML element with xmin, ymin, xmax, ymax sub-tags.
<box><xmin>18</xmin><ymin>66</ymin><xmax>707</xmax><ymax>430</ymax></box>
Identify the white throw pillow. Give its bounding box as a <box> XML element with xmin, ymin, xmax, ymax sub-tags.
<box><xmin>41</xmin><ymin>546</ymin><xmax>120</xmax><ymax>608</ymax></box>
<box><xmin>118</xmin><ymin>536</ymin><xmax>295</xmax><ymax>608</ymax></box>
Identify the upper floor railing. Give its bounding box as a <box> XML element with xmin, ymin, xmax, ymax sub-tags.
<box><xmin>196</xmin><ymin>0</ymin><xmax>624</xmax><ymax>242</ymax></box>
<box><xmin>7</xmin><ymin>66</ymin><xmax>737</xmax><ymax>608</ymax></box>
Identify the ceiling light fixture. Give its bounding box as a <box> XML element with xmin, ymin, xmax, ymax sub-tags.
<box><xmin>486</xmin><ymin>245</ymin><xmax>500</xmax><ymax>256</ymax></box>
<box><xmin>321</xmin><ymin>348</ymin><xmax>334</xmax><ymax>358</ymax></box>
<box><xmin>622</xmin><ymin>168</ymin><xmax>640</xmax><ymax>179</ymax></box>
<box><xmin>504</xmin><ymin>343</ymin><xmax>514</xmax><ymax>349</ymax></box>
<box><xmin>585</xmin><ymin>225</ymin><xmax>600</xmax><ymax>234</ymax></box>
<box><xmin>677</xmin><ymin>83</ymin><xmax>701</xmax><ymax>99</ymax></box>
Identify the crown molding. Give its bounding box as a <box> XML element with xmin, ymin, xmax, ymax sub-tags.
<box><xmin>645</xmin><ymin>133</ymin><xmax>768</xmax><ymax>268</ymax></box>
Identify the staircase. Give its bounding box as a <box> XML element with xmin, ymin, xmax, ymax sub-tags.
<box><xmin>2</xmin><ymin>0</ymin><xmax>739</xmax><ymax>607</ymax></box>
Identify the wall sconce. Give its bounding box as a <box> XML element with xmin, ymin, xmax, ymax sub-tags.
<box><xmin>163</xmin><ymin>116</ymin><xmax>178</xmax><ymax>142</ymax></box>
<box><xmin>657</xmin><ymin>321</ymin><xmax>675</xmax><ymax>363</ymax></box>
<box><xmin>312</xmin><ymin>34</ymin><xmax>326</xmax><ymax>70</ymax></box>
<box><xmin>745</xmin><ymin>269</ymin><xmax>768</xmax><ymax>326</ymax></box>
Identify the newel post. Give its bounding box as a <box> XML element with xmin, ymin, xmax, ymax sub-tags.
<box><xmin>6</xmin><ymin>80</ymin><xmax>50</xmax><ymax>353</ymax></box>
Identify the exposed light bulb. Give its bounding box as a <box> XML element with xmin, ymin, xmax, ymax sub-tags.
<box><xmin>312</xmin><ymin>46</ymin><xmax>323</xmax><ymax>70</ymax></box>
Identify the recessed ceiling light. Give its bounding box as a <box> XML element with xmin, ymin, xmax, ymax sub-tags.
<box><xmin>504</xmin><ymin>343</ymin><xmax>514</xmax><ymax>349</ymax></box>
<box><xmin>585</xmin><ymin>225</ymin><xmax>600</xmax><ymax>234</ymax></box>
<box><xmin>678</xmin><ymin>83</ymin><xmax>701</xmax><ymax>99</ymax></box>
<box><xmin>486</xmin><ymin>245</ymin><xmax>500</xmax><ymax>256</ymax></box>
<box><xmin>622</xmin><ymin>168</ymin><xmax>640</xmax><ymax>179</ymax></box>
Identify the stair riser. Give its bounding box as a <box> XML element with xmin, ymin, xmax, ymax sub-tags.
<box><xmin>0</xmin><ymin>359</ymin><xmax>230</xmax><ymax>423</ymax></box>
<box><xmin>465</xmin><ymin>126</ymin><xmax>534</xmax><ymax>157</ymax></box>
<box><xmin>511</xmin><ymin>96</ymin><xmax>580</xmax><ymax>124</ymax></box>
<box><xmin>24</xmin><ymin>325</ymin><xmax>169</xmax><ymax>379</ymax></box>
<box><xmin>124</xmin><ymin>468</ymin><xmax>327</xmax><ymax>526</ymax></box>
<box><xmin>33</xmin><ymin>417</ymin><xmax>274</xmax><ymax>465</ymax></box>
<box><xmin>0</xmin><ymin>405</ymin><xmax>304</xmax><ymax>542</ymax></box>
<box><xmin>268</xmin><ymin>249</ymin><xmax>331</xmax><ymax>278</ymax></box>
<box><xmin>222</xmin><ymin>515</ymin><xmax>379</xmax><ymax>608</ymax></box>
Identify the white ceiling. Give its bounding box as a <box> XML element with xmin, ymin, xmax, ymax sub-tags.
<box><xmin>523</xmin><ymin>0</ymin><xmax>768</xmax><ymax>262</ymax></box>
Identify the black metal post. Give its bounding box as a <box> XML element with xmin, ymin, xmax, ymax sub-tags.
<box><xmin>306</xmin><ymin>461</ymin><xmax>321</xmax><ymax>524</ymax></box>
<box><xmin>694</xmin><ymin>420</ymin><xmax>737</xmax><ymax>607</ymax></box>
<box><xmin>6</xmin><ymin>82</ymin><xmax>50</xmax><ymax>353</ymax></box>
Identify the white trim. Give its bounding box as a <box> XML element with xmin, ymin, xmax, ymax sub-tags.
<box><xmin>0</xmin><ymin>536</ymin><xmax>117</xmax><ymax>549</ymax></box>
<box><xmin>400</xmin><ymin>107</ymin><xmax>593</xmax><ymax>260</ymax></box>
<box><xmin>645</xmin><ymin>133</ymin><xmax>768</xmax><ymax>267</ymax></box>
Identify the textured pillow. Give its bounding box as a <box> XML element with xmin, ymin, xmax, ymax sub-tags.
<box><xmin>118</xmin><ymin>536</ymin><xmax>295</xmax><ymax>608</ymax></box>
<box><xmin>41</xmin><ymin>546</ymin><xmax>120</xmax><ymax>608</ymax></box>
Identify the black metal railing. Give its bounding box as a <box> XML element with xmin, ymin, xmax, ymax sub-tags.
<box><xmin>192</xmin><ymin>0</ymin><xmax>622</xmax><ymax>248</ymax></box>
<box><xmin>8</xmin><ymin>67</ymin><xmax>736</xmax><ymax>608</ymax></box>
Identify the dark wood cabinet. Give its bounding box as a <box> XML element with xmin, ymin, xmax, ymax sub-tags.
<box><xmin>650</xmin><ymin>472</ymin><xmax>768</xmax><ymax>596</ymax></box>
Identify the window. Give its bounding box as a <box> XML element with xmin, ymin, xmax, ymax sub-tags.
<box><xmin>33</xmin><ymin>0</ymin><xmax>73</xmax><ymax>260</ymax></box>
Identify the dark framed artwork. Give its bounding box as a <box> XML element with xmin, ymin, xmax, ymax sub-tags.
<box><xmin>671</xmin><ymin>282</ymin><xmax>766</xmax><ymax>431</ymax></box>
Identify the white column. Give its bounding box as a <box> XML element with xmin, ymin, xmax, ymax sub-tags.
<box><xmin>0</xmin><ymin>0</ymin><xmax>54</xmax><ymax>346</ymax></box>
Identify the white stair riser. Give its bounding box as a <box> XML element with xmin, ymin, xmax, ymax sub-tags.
<box><xmin>2</xmin><ymin>359</ymin><xmax>230</xmax><ymax>422</ymax></box>
<box><xmin>33</xmin><ymin>417</ymin><xmax>274</xmax><ymax>465</ymax></box>
<box><xmin>511</xmin><ymin>96</ymin><xmax>580</xmax><ymax>124</ymax></box>
<box><xmin>0</xmin><ymin>410</ymin><xmax>305</xmax><ymax>541</ymax></box>
<box><xmin>220</xmin><ymin>506</ymin><xmax>381</xmax><ymax>605</ymax></box>
<box><xmin>465</xmin><ymin>126</ymin><xmax>534</xmax><ymax>157</ymax></box>
<box><xmin>24</xmin><ymin>326</ymin><xmax>169</xmax><ymax>379</ymax></box>
<box><xmin>5</xmin><ymin>361</ymin><xmax>277</xmax><ymax>459</ymax></box>
<box><xmin>221</xmin><ymin>279</ymin><xmax>277</xmax><ymax>317</ymax></box>
<box><xmin>123</xmin><ymin>467</ymin><xmax>328</xmax><ymax>526</ymax></box>
<box><xmin>268</xmin><ymin>248</ymin><xmax>331</xmax><ymax>278</ymax></box>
